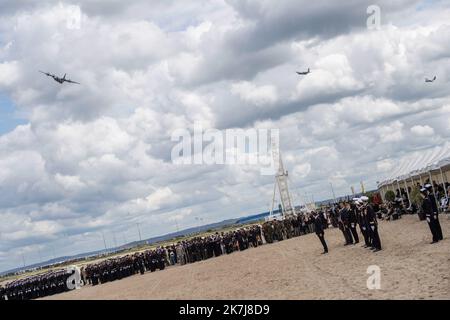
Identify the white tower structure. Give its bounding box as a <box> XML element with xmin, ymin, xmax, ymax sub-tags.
<box><xmin>269</xmin><ymin>141</ymin><xmax>295</xmax><ymax>219</ymax></box>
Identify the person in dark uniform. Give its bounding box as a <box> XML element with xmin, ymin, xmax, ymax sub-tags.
<box><xmin>2</xmin><ymin>269</ymin><xmax>73</xmax><ymax>300</ymax></box>
<box><xmin>0</xmin><ymin>285</ymin><xmax>6</xmax><ymax>300</ymax></box>
<box><xmin>313</xmin><ymin>211</ymin><xmax>328</xmax><ymax>254</ymax></box>
<box><xmin>421</xmin><ymin>187</ymin><xmax>441</xmax><ymax>243</ymax></box>
<box><xmin>355</xmin><ymin>199</ymin><xmax>370</xmax><ymax>248</ymax></box>
<box><xmin>339</xmin><ymin>202</ymin><xmax>354</xmax><ymax>245</ymax></box>
<box><xmin>347</xmin><ymin>202</ymin><xmax>359</xmax><ymax>244</ymax></box>
<box><xmin>425</xmin><ymin>184</ymin><xmax>443</xmax><ymax>241</ymax></box>
<box><xmin>362</xmin><ymin>196</ymin><xmax>382</xmax><ymax>251</ymax></box>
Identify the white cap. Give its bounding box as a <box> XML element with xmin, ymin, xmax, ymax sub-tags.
<box><xmin>360</xmin><ymin>196</ymin><xmax>369</xmax><ymax>202</ymax></box>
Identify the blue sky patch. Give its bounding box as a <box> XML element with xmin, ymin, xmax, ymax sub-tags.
<box><xmin>0</xmin><ymin>94</ymin><xmax>27</xmax><ymax>135</ymax></box>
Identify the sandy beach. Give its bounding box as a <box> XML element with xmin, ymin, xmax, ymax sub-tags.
<box><xmin>43</xmin><ymin>215</ymin><xmax>450</xmax><ymax>300</ymax></box>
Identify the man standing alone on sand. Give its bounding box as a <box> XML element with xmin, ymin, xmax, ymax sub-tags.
<box><xmin>421</xmin><ymin>186</ymin><xmax>443</xmax><ymax>244</ymax></box>
<box><xmin>425</xmin><ymin>184</ymin><xmax>443</xmax><ymax>242</ymax></box>
<box><xmin>313</xmin><ymin>211</ymin><xmax>328</xmax><ymax>254</ymax></box>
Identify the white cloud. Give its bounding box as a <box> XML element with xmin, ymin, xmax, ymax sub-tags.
<box><xmin>293</xmin><ymin>162</ymin><xmax>311</xmax><ymax>178</ymax></box>
<box><xmin>231</xmin><ymin>81</ymin><xmax>278</xmax><ymax>106</ymax></box>
<box><xmin>377</xmin><ymin>121</ymin><xmax>404</xmax><ymax>143</ymax></box>
<box><xmin>293</xmin><ymin>53</ymin><xmax>363</xmax><ymax>101</ymax></box>
<box><xmin>54</xmin><ymin>174</ymin><xmax>85</xmax><ymax>192</ymax></box>
<box><xmin>376</xmin><ymin>159</ymin><xmax>395</xmax><ymax>172</ymax></box>
<box><xmin>411</xmin><ymin>124</ymin><xmax>435</xmax><ymax>136</ymax></box>
<box><xmin>0</xmin><ymin>60</ymin><xmax>19</xmax><ymax>87</ymax></box>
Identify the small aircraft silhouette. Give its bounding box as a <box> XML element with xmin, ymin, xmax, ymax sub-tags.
<box><xmin>296</xmin><ymin>68</ymin><xmax>311</xmax><ymax>75</ymax></box>
<box><xmin>425</xmin><ymin>76</ymin><xmax>436</xmax><ymax>83</ymax></box>
<box><xmin>39</xmin><ymin>71</ymin><xmax>80</xmax><ymax>84</ymax></box>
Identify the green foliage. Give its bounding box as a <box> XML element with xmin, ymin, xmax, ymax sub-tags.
<box><xmin>384</xmin><ymin>190</ymin><xmax>396</xmax><ymax>202</ymax></box>
<box><xmin>410</xmin><ymin>186</ymin><xmax>423</xmax><ymax>207</ymax></box>
<box><xmin>363</xmin><ymin>191</ymin><xmax>375</xmax><ymax>203</ymax></box>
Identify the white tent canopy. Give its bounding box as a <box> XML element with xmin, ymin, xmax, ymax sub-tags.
<box><xmin>378</xmin><ymin>142</ymin><xmax>450</xmax><ymax>187</ymax></box>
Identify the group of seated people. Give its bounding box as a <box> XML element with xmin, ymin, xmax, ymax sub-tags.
<box><xmin>436</xmin><ymin>183</ymin><xmax>450</xmax><ymax>212</ymax></box>
<box><xmin>380</xmin><ymin>180</ymin><xmax>450</xmax><ymax>221</ymax></box>
<box><xmin>376</xmin><ymin>199</ymin><xmax>405</xmax><ymax>221</ymax></box>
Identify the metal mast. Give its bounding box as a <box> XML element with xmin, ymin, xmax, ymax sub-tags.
<box><xmin>269</xmin><ymin>140</ymin><xmax>294</xmax><ymax>218</ymax></box>
<box><xmin>276</xmin><ymin>152</ymin><xmax>294</xmax><ymax>216</ymax></box>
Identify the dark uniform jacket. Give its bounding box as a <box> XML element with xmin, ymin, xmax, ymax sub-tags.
<box><xmin>314</xmin><ymin>216</ymin><xmax>325</xmax><ymax>235</ymax></box>
<box><xmin>421</xmin><ymin>197</ymin><xmax>433</xmax><ymax>220</ymax></box>
<box><xmin>428</xmin><ymin>194</ymin><xmax>438</xmax><ymax>214</ymax></box>
<box><xmin>366</xmin><ymin>205</ymin><xmax>378</xmax><ymax>227</ymax></box>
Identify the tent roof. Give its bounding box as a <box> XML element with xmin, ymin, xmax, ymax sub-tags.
<box><xmin>378</xmin><ymin>142</ymin><xmax>450</xmax><ymax>186</ymax></box>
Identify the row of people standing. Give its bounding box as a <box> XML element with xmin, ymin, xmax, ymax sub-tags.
<box><xmin>0</xmin><ymin>269</ymin><xmax>72</xmax><ymax>301</ymax></box>
<box><xmin>82</xmin><ymin>226</ymin><xmax>265</xmax><ymax>287</ymax></box>
<box><xmin>82</xmin><ymin>248</ymin><xmax>167</xmax><ymax>286</ymax></box>
<box><xmin>1</xmin><ymin>219</ymin><xmax>326</xmax><ymax>300</ymax></box>
<box><xmin>311</xmin><ymin>196</ymin><xmax>382</xmax><ymax>254</ymax></box>
<box><xmin>7</xmin><ymin>194</ymin><xmax>442</xmax><ymax>300</ymax></box>
<box><xmin>261</xmin><ymin>211</ymin><xmax>328</xmax><ymax>244</ymax></box>
<box><xmin>1</xmin><ymin>226</ymin><xmax>265</xmax><ymax>300</ymax></box>
<box><xmin>171</xmin><ymin>225</ymin><xmax>263</xmax><ymax>266</ymax></box>
<box><xmin>313</xmin><ymin>185</ymin><xmax>446</xmax><ymax>255</ymax></box>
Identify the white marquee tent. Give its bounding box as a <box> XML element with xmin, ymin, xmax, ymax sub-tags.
<box><xmin>377</xmin><ymin>142</ymin><xmax>450</xmax><ymax>207</ymax></box>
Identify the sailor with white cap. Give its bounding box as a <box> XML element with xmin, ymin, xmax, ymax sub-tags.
<box><xmin>425</xmin><ymin>184</ymin><xmax>439</xmax><ymax>212</ymax></box>
<box><xmin>355</xmin><ymin>198</ymin><xmax>371</xmax><ymax>248</ymax></box>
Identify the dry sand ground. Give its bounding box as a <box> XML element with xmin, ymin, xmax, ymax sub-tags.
<box><xmin>44</xmin><ymin>215</ymin><xmax>450</xmax><ymax>300</ymax></box>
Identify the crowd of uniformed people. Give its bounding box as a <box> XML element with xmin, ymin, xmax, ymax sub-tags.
<box><xmin>81</xmin><ymin>226</ymin><xmax>264</xmax><ymax>287</ymax></box>
<box><xmin>1</xmin><ymin>184</ymin><xmax>446</xmax><ymax>300</ymax></box>
<box><xmin>0</xmin><ymin>269</ymin><xmax>72</xmax><ymax>300</ymax></box>
<box><xmin>0</xmin><ymin>201</ymin><xmax>390</xmax><ymax>300</ymax></box>
<box><xmin>0</xmin><ymin>212</ymin><xmax>359</xmax><ymax>300</ymax></box>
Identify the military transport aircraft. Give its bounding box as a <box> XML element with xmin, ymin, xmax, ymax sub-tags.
<box><xmin>296</xmin><ymin>68</ymin><xmax>311</xmax><ymax>75</ymax></box>
<box><xmin>39</xmin><ymin>71</ymin><xmax>80</xmax><ymax>85</ymax></box>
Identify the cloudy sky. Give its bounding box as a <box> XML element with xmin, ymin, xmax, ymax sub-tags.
<box><xmin>1</xmin><ymin>0</ymin><xmax>450</xmax><ymax>272</ymax></box>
